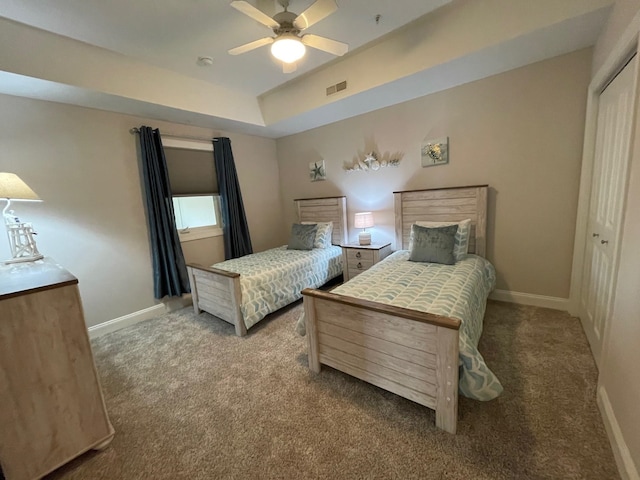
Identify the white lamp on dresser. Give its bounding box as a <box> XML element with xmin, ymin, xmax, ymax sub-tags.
<box><xmin>354</xmin><ymin>211</ymin><xmax>374</xmax><ymax>245</ymax></box>
<box><xmin>0</xmin><ymin>172</ymin><xmax>43</xmax><ymax>264</ymax></box>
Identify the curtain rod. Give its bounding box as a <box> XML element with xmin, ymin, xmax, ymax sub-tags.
<box><xmin>129</xmin><ymin>128</ymin><xmax>218</xmax><ymax>142</ymax></box>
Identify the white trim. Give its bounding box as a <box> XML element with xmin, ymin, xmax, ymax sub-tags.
<box><xmin>489</xmin><ymin>289</ymin><xmax>569</xmax><ymax>311</ymax></box>
<box><xmin>87</xmin><ymin>296</ymin><xmax>192</xmax><ymax>339</ymax></box>
<box><xmin>88</xmin><ymin>304</ymin><xmax>165</xmax><ymax>339</ymax></box>
<box><xmin>178</xmin><ymin>225</ymin><xmax>223</xmax><ymax>242</ymax></box>
<box><xmin>163</xmin><ymin>137</ymin><xmax>213</xmax><ymax>151</ymax></box>
<box><xmin>598</xmin><ymin>386</ymin><xmax>640</xmax><ymax>480</ymax></box>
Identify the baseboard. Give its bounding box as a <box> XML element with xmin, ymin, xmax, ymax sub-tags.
<box><xmin>88</xmin><ymin>295</ymin><xmax>192</xmax><ymax>339</ymax></box>
<box><xmin>489</xmin><ymin>289</ymin><xmax>569</xmax><ymax>311</ymax></box>
<box><xmin>598</xmin><ymin>386</ymin><xmax>640</xmax><ymax>480</ymax></box>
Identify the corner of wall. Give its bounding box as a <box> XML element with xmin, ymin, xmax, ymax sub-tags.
<box><xmin>88</xmin><ymin>295</ymin><xmax>192</xmax><ymax>339</ymax></box>
<box><xmin>597</xmin><ymin>386</ymin><xmax>640</xmax><ymax>480</ymax></box>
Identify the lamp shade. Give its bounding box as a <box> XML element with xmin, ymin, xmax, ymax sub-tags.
<box><xmin>354</xmin><ymin>212</ymin><xmax>374</xmax><ymax>229</ymax></box>
<box><xmin>271</xmin><ymin>35</ymin><xmax>306</xmax><ymax>63</ymax></box>
<box><xmin>0</xmin><ymin>173</ymin><xmax>40</xmax><ymax>200</ymax></box>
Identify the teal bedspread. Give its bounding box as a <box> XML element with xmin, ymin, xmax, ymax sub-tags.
<box><xmin>213</xmin><ymin>245</ymin><xmax>342</xmax><ymax>331</ymax></box>
<box><xmin>300</xmin><ymin>251</ymin><xmax>503</xmax><ymax>401</ymax></box>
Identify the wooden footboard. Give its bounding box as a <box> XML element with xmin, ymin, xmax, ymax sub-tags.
<box><xmin>302</xmin><ymin>288</ymin><xmax>460</xmax><ymax>434</ymax></box>
<box><xmin>187</xmin><ymin>264</ymin><xmax>246</xmax><ymax>336</ymax></box>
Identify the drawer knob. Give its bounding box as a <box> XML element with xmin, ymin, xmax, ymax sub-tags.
<box><xmin>355</xmin><ymin>252</ymin><xmax>361</xmax><ymax>258</ymax></box>
<box><xmin>356</xmin><ymin>262</ymin><xmax>362</xmax><ymax>269</ymax></box>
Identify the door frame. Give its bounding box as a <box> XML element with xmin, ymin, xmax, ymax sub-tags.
<box><xmin>567</xmin><ymin>13</ymin><xmax>640</xmax><ymax>480</ymax></box>
<box><xmin>568</xmin><ymin>25</ymin><xmax>640</xmax><ymax>339</ymax></box>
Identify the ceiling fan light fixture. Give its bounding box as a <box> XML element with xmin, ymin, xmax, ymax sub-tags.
<box><xmin>271</xmin><ymin>35</ymin><xmax>306</xmax><ymax>63</ymax></box>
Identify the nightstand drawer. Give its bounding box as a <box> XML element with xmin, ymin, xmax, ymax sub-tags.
<box><xmin>345</xmin><ymin>249</ymin><xmax>374</xmax><ymax>263</ymax></box>
<box><xmin>347</xmin><ymin>258</ymin><xmax>374</xmax><ymax>273</ymax></box>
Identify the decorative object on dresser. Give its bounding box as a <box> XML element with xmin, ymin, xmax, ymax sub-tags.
<box><xmin>341</xmin><ymin>242</ymin><xmax>392</xmax><ymax>281</ymax></box>
<box><xmin>0</xmin><ymin>258</ymin><xmax>114</xmax><ymax>480</ymax></box>
<box><xmin>354</xmin><ymin>212</ymin><xmax>374</xmax><ymax>245</ymax></box>
<box><xmin>0</xmin><ymin>172</ymin><xmax>44</xmax><ymax>264</ymax></box>
<box><xmin>421</xmin><ymin>136</ymin><xmax>449</xmax><ymax>167</ymax></box>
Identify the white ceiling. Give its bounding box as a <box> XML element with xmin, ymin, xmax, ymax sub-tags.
<box><xmin>0</xmin><ymin>0</ymin><xmax>448</xmax><ymax>96</ymax></box>
<box><xmin>0</xmin><ymin>0</ymin><xmax>615</xmax><ymax>138</ymax></box>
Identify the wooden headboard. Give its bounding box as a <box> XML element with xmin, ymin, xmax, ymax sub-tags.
<box><xmin>294</xmin><ymin>196</ymin><xmax>348</xmax><ymax>246</ymax></box>
<box><xmin>393</xmin><ymin>185</ymin><xmax>488</xmax><ymax>257</ymax></box>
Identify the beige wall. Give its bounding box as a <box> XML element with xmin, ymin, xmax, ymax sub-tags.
<box><xmin>592</xmin><ymin>0</ymin><xmax>640</xmax><ymax>74</ymax></box>
<box><xmin>0</xmin><ymin>93</ymin><xmax>282</xmax><ymax>327</ymax></box>
<box><xmin>276</xmin><ymin>49</ymin><xmax>592</xmax><ymax>298</ymax></box>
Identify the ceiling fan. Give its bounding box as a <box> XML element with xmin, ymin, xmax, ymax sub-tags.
<box><xmin>228</xmin><ymin>0</ymin><xmax>349</xmax><ymax>73</ymax></box>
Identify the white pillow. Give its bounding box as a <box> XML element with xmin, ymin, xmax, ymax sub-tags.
<box><xmin>301</xmin><ymin>221</ymin><xmax>333</xmax><ymax>248</ymax></box>
<box><xmin>409</xmin><ymin>219</ymin><xmax>471</xmax><ymax>261</ymax></box>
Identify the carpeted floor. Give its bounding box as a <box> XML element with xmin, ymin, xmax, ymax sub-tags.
<box><xmin>47</xmin><ymin>300</ymin><xmax>619</xmax><ymax>480</ymax></box>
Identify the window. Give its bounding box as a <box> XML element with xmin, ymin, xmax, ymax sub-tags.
<box><xmin>163</xmin><ymin>142</ymin><xmax>221</xmax><ymax>243</ymax></box>
<box><xmin>172</xmin><ymin>194</ymin><xmax>222</xmax><ymax>242</ymax></box>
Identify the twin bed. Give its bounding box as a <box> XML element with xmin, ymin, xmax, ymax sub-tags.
<box><xmin>187</xmin><ymin>196</ymin><xmax>347</xmax><ymax>336</ymax></box>
<box><xmin>300</xmin><ymin>185</ymin><xmax>501</xmax><ymax>434</ymax></box>
<box><xmin>188</xmin><ymin>186</ymin><xmax>500</xmax><ymax>433</ymax></box>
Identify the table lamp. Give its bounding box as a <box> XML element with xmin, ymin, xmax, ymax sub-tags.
<box><xmin>0</xmin><ymin>172</ymin><xmax>44</xmax><ymax>264</ymax></box>
<box><xmin>354</xmin><ymin>212</ymin><xmax>374</xmax><ymax>245</ymax></box>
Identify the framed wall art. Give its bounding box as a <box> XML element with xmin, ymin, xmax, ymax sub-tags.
<box><xmin>309</xmin><ymin>160</ymin><xmax>326</xmax><ymax>181</ymax></box>
<box><xmin>421</xmin><ymin>137</ymin><xmax>449</xmax><ymax>167</ymax></box>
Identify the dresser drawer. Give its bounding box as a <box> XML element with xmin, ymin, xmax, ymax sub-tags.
<box><xmin>345</xmin><ymin>249</ymin><xmax>374</xmax><ymax>263</ymax></box>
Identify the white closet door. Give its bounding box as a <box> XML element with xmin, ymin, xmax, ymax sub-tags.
<box><xmin>580</xmin><ymin>55</ymin><xmax>637</xmax><ymax>367</ymax></box>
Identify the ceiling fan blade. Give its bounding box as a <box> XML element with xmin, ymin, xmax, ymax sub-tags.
<box><xmin>293</xmin><ymin>0</ymin><xmax>337</xmax><ymax>30</ymax></box>
<box><xmin>228</xmin><ymin>37</ymin><xmax>274</xmax><ymax>55</ymax></box>
<box><xmin>302</xmin><ymin>34</ymin><xmax>348</xmax><ymax>56</ymax></box>
<box><xmin>230</xmin><ymin>1</ymin><xmax>279</xmax><ymax>29</ymax></box>
<box><xmin>282</xmin><ymin>62</ymin><xmax>297</xmax><ymax>74</ymax></box>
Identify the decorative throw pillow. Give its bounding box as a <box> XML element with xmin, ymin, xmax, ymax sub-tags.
<box><xmin>409</xmin><ymin>219</ymin><xmax>472</xmax><ymax>261</ymax></box>
<box><xmin>287</xmin><ymin>223</ymin><xmax>318</xmax><ymax>250</ymax></box>
<box><xmin>302</xmin><ymin>221</ymin><xmax>333</xmax><ymax>248</ymax></box>
<box><xmin>409</xmin><ymin>224</ymin><xmax>458</xmax><ymax>265</ymax></box>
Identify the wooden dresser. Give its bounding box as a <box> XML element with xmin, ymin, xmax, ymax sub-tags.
<box><xmin>0</xmin><ymin>258</ymin><xmax>114</xmax><ymax>480</ymax></box>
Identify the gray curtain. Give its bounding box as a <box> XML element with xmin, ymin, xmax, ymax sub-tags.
<box><xmin>138</xmin><ymin>126</ymin><xmax>190</xmax><ymax>298</ymax></box>
<box><xmin>213</xmin><ymin>137</ymin><xmax>253</xmax><ymax>259</ymax></box>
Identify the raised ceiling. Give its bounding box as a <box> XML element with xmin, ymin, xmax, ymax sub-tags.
<box><xmin>0</xmin><ymin>0</ymin><xmax>614</xmax><ymax>138</ymax></box>
<box><xmin>0</xmin><ymin>0</ymin><xmax>449</xmax><ymax>96</ymax></box>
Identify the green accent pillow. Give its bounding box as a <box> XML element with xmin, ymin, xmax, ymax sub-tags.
<box><xmin>287</xmin><ymin>223</ymin><xmax>318</xmax><ymax>250</ymax></box>
<box><xmin>409</xmin><ymin>224</ymin><xmax>458</xmax><ymax>265</ymax></box>
<box><xmin>302</xmin><ymin>221</ymin><xmax>333</xmax><ymax>248</ymax></box>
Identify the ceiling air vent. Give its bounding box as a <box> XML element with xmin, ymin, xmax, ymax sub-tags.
<box><xmin>326</xmin><ymin>80</ymin><xmax>347</xmax><ymax>96</ymax></box>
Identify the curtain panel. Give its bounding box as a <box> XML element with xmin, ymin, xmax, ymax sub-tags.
<box><xmin>138</xmin><ymin>126</ymin><xmax>190</xmax><ymax>298</ymax></box>
<box><xmin>213</xmin><ymin>137</ymin><xmax>253</xmax><ymax>259</ymax></box>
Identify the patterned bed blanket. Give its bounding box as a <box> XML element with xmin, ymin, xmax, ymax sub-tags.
<box><xmin>213</xmin><ymin>245</ymin><xmax>343</xmax><ymax>331</ymax></box>
<box><xmin>297</xmin><ymin>251</ymin><xmax>503</xmax><ymax>401</ymax></box>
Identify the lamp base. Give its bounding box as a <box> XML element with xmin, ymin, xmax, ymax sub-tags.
<box><xmin>4</xmin><ymin>253</ymin><xmax>44</xmax><ymax>265</ymax></box>
<box><xmin>358</xmin><ymin>231</ymin><xmax>371</xmax><ymax>245</ymax></box>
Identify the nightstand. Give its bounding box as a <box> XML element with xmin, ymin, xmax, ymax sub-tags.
<box><xmin>341</xmin><ymin>242</ymin><xmax>392</xmax><ymax>281</ymax></box>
